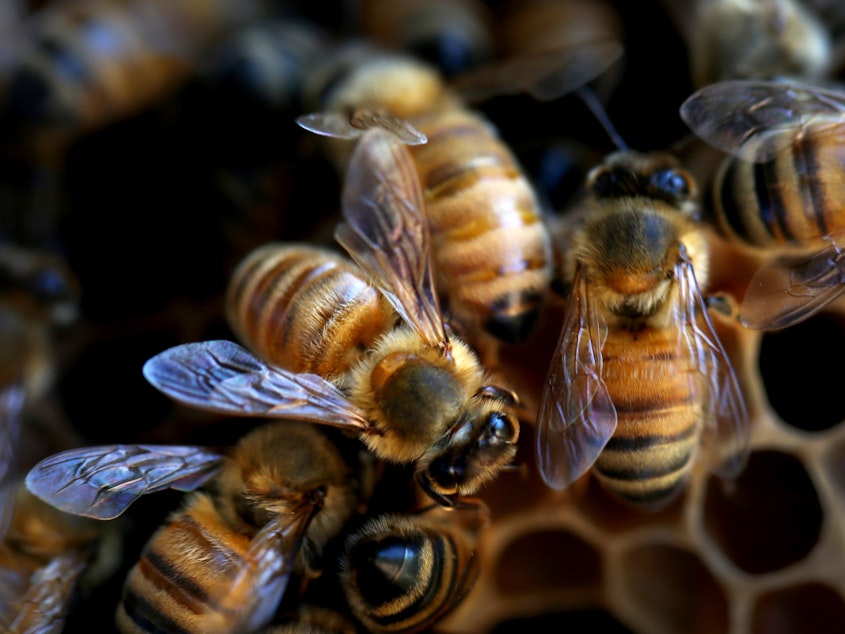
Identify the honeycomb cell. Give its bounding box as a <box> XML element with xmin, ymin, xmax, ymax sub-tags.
<box><xmin>702</xmin><ymin>450</ymin><xmax>822</xmax><ymax>574</ymax></box>
<box><xmin>757</xmin><ymin>313</ymin><xmax>845</xmax><ymax>431</ymax></box>
<box><xmin>494</xmin><ymin>529</ymin><xmax>602</xmax><ymax>595</ymax></box>
<box><xmin>620</xmin><ymin>543</ymin><xmax>729</xmax><ymax>634</ymax></box>
<box><xmin>491</xmin><ymin>608</ymin><xmax>633</xmax><ymax>633</ymax></box>
<box><xmin>751</xmin><ymin>583</ymin><xmax>845</xmax><ymax>634</ymax></box>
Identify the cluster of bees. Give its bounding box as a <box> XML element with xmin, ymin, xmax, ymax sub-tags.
<box><xmin>2</xmin><ymin>0</ymin><xmax>845</xmax><ymax>632</ymax></box>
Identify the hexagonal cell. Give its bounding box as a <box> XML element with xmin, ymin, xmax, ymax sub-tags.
<box><xmin>620</xmin><ymin>543</ymin><xmax>729</xmax><ymax>634</ymax></box>
<box><xmin>757</xmin><ymin>313</ymin><xmax>845</xmax><ymax>432</ymax></box>
<box><xmin>494</xmin><ymin>529</ymin><xmax>601</xmax><ymax>595</ymax></box>
<box><xmin>703</xmin><ymin>450</ymin><xmax>822</xmax><ymax>574</ymax></box>
<box><xmin>490</xmin><ymin>608</ymin><xmax>633</xmax><ymax>633</ymax></box>
<box><xmin>752</xmin><ymin>583</ymin><xmax>845</xmax><ymax>634</ymax></box>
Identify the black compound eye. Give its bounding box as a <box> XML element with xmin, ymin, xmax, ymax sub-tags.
<box><xmin>651</xmin><ymin>169</ymin><xmax>690</xmax><ymax>196</ymax></box>
<box><xmin>486</xmin><ymin>412</ymin><xmax>518</xmax><ymax>443</ymax></box>
<box><xmin>426</xmin><ymin>457</ymin><xmax>462</xmax><ymax>493</ymax></box>
<box><xmin>591</xmin><ymin>168</ymin><xmax>619</xmax><ymax>196</ymax></box>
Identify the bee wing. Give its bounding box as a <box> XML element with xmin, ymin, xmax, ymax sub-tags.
<box><xmin>335</xmin><ymin>128</ymin><xmax>450</xmax><ymax>352</ymax></box>
<box><xmin>3</xmin><ymin>551</ymin><xmax>89</xmax><ymax>633</ymax></box>
<box><xmin>143</xmin><ymin>339</ymin><xmax>372</xmax><ymax>432</ymax></box>
<box><xmin>680</xmin><ymin>79</ymin><xmax>845</xmax><ymax>163</ymax></box>
<box><xmin>217</xmin><ymin>503</ymin><xmax>320</xmax><ymax>633</ymax></box>
<box><xmin>739</xmin><ymin>236</ymin><xmax>845</xmax><ymax>330</ymax></box>
<box><xmin>452</xmin><ymin>39</ymin><xmax>624</xmax><ymax>103</ymax></box>
<box><xmin>24</xmin><ymin>444</ymin><xmax>224</xmax><ymax>520</ymax></box>
<box><xmin>0</xmin><ymin>384</ymin><xmax>26</xmax><ymax>537</ymax></box>
<box><xmin>535</xmin><ymin>266</ymin><xmax>617</xmax><ymax>490</ymax></box>
<box><xmin>674</xmin><ymin>252</ymin><xmax>750</xmax><ymax>479</ymax></box>
<box><xmin>296</xmin><ymin>111</ymin><xmax>427</xmax><ymax>145</ymax></box>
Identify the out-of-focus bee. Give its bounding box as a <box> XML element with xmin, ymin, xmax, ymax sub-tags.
<box><xmin>358</xmin><ymin>0</ymin><xmax>495</xmax><ymax>77</ymax></box>
<box><xmin>535</xmin><ymin>149</ymin><xmax>750</xmax><ymax>509</ymax></box>
<box><xmin>143</xmin><ymin>129</ymin><xmax>521</xmax><ymax>506</ymax></box>
<box><xmin>680</xmin><ymin>78</ymin><xmax>845</xmax><ymax>330</ymax></box>
<box><xmin>0</xmin><ymin>483</ymin><xmax>104</xmax><ymax>633</ymax></box>
<box><xmin>25</xmin><ymin>420</ymin><xmax>371</xmax><ymax>634</ymax></box>
<box><xmin>2</xmin><ymin>0</ymin><xmax>272</xmax><ymax>153</ymax></box>
<box><xmin>296</xmin><ymin>39</ymin><xmax>622</xmax><ymax>349</ymax></box>
<box><xmin>258</xmin><ymin>605</ymin><xmax>357</xmax><ymax>634</ymax></box>
<box><xmin>662</xmin><ymin>0</ymin><xmax>832</xmax><ymax>88</ymax></box>
<box><xmin>339</xmin><ymin>500</ymin><xmax>489</xmax><ymax>634</ymax></box>
<box><xmin>0</xmin><ymin>244</ymin><xmax>80</xmax><ymax>531</ymax></box>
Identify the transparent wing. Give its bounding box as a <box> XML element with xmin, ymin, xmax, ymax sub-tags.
<box><xmin>680</xmin><ymin>79</ymin><xmax>845</xmax><ymax>162</ymax></box>
<box><xmin>452</xmin><ymin>39</ymin><xmax>624</xmax><ymax>103</ymax></box>
<box><xmin>0</xmin><ymin>384</ymin><xmax>25</xmax><ymax>537</ymax></box>
<box><xmin>335</xmin><ymin>128</ymin><xmax>450</xmax><ymax>353</ymax></box>
<box><xmin>142</xmin><ymin>340</ymin><xmax>372</xmax><ymax>432</ymax></box>
<box><xmin>24</xmin><ymin>444</ymin><xmax>223</xmax><ymax>520</ymax></box>
<box><xmin>674</xmin><ymin>250</ymin><xmax>750</xmax><ymax>479</ymax></box>
<box><xmin>217</xmin><ymin>502</ymin><xmax>320</xmax><ymax>633</ymax></box>
<box><xmin>535</xmin><ymin>266</ymin><xmax>616</xmax><ymax>490</ymax></box>
<box><xmin>739</xmin><ymin>236</ymin><xmax>845</xmax><ymax>330</ymax></box>
<box><xmin>296</xmin><ymin>110</ymin><xmax>427</xmax><ymax>145</ymax></box>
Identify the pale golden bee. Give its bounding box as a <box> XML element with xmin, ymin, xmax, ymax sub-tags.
<box><xmin>681</xmin><ymin>78</ymin><xmax>845</xmax><ymax>329</ymax></box>
<box><xmin>25</xmin><ymin>420</ymin><xmax>370</xmax><ymax>634</ymax></box>
<box><xmin>296</xmin><ymin>41</ymin><xmax>622</xmax><ymax>347</ymax></box>
<box><xmin>143</xmin><ymin>129</ymin><xmax>521</xmax><ymax>506</ymax></box>
<box><xmin>536</xmin><ymin>150</ymin><xmax>750</xmax><ymax>509</ymax></box>
<box><xmin>339</xmin><ymin>500</ymin><xmax>489</xmax><ymax>634</ymax></box>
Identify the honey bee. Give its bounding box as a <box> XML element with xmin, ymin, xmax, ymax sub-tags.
<box><xmin>536</xmin><ymin>150</ymin><xmax>750</xmax><ymax>508</ymax></box>
<box><xmin>143</xmin><ymin>128</ymin><xmax>521</xmax><ymax>506</ymax></box>
<box><xmin>3</xmin><ymin>0</ymin><xmax>271</xmax><ymax>152</ymax></box>
<box><xmin>680</xmin><ymin>78</ymin><xmax>845</xmax><ymax>330</ymax></box>
<box><xmin>296</xmin><ymin>40</ymin><xmax>623</xmax><ymax>348</ymax></box>
<box><xmin>224</xmin><ymin>243</ymin><xmax>397</xmax><ymax>378</ymax></box>
<box><xmin>339</xmin><ymin>500</ymin><xmax>489</xmax><ymax>634</ymax></box>
<box><xmin>0</xmin><ymin>483</ymin><xmax>104</xmax><ymax>634</ymax></box>
<box><xmin>25</xmin><ymin>420</ymin><xmax>369</xmax><ymax>634</ymax></box>
<box><xmin>663</xmin><ymin>0</ymin><xmax>833</xmax><ymax>88</ymax></box>
<box><xmin>259</xmin><ymin>605</ymin><xmax>357</xmax><ymax>634</ymax></box>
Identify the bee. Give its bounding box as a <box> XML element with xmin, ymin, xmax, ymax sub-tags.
<box><xmin>535</xmin><ymin>149</ymin><xmax>750</xmax><ymax>509</ymax></box>
<box><xmin>664</xmin><ymin>0</ymin><xmax>832</xmax><ymax>88</ymax></box>
<box><xmin>680</xmin><ymin>78</ymin><xmax>845</xmax><ymax>330</ymax></box>
<box><xmin>25</xmin><ymin>420</ymin><xmax>370</xmax><ymax>634</ymax></box>
<box><xmin>358</xmin><ymin>0</ymin><xmax>495</xmax><ymax>77</ymax></box>
<box><xmin>224</xmin><ymin>243</ymin><xmax>397</xmax><ymax>378</ymax></box>
<box><xmin>339</xmin><ymin>500</ymin><xmax>489</xmax><ymax>634</ymax></box>
<box><xmin>143</xmin><ymin>128</ymin><xmax>521</xmax><ymax>506</ymax></box>
<box><xmin>259</xmin><ymin>605</ymin><xmax>357</xmax><ymax>634</ymax></box>
<box><xmin>296</xmin><ymin>40</ymin><xmax>623</xmax><ymax>348</ymax></box>
<box><xmin>3</xmin><ymin>0</ymin><xmax>271</xmax><ymax>152</ymax></box>
<box><xmin>0</xmin><ymin>483</ymin><xmax>104</xmax><ymax>634</ymax></box>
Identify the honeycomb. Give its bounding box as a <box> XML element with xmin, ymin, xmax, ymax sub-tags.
<box><xmin>3</xmin><ymin>1</ymin><xmax>845</xmax><ymax>633</ymax></box>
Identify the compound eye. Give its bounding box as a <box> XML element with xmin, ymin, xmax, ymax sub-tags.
<box><xmin>426</xmin><ymin>457</ymin><xmax>462</xmax><ymax>495</ymax></box>
<box><xmin>589</xmin><ymin>167</ymin><xmax>619</xmax><ymax>196</ymax></box>
<box><xmin>486</xmin><ymin>412</ymin><xmax>518</xmax><ymax>444</ymax></box>
<box><xmin>651</xmin><ymin>169</ymin><xmax>691</xmax><ymax>196</ymax></box>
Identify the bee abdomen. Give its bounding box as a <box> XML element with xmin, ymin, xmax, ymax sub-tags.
<box><xmin>410</xmin><ymin>110</ymin><xmax>551</xmax><ymax>342</ymax></box>
<box><xmin>342</xmin><ymin>520</ymin><xmax>467</xmax><ymax>633</ymax></box>
<box><xmin>715</xmin><ymin>134</ymin><xmax>845</xmax><ymax>248</ymax></box>
<box><xmin>116</xmin><ymin>511</ymin><xmax>246</xmax><ymax>634</ymax></box>
<box><xmin>225</xmin><ymin>244</ymin><xmax>394</xmax><ymax>376</ymax></box>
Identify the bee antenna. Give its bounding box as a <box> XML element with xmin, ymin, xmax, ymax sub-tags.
<box><xmin>575</xmin><ymin>86</ymin><xmax>628</xmax><ymax>151</ymax></box>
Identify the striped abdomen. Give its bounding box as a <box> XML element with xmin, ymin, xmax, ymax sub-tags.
<box><xmin>593</xmin><ymin>326</ymin><xmax>704</xmax><ymax>508</ymax></box>
<box><xmin>409</xmin><ymin>107</ymin><xmax>552</xmax><ymax>343</ymax></box>
<box><xmin>714</xmin><ymin>133</ymin><xmax>845</xmax><ymax>249</ymax></box>
<box><xmin>225</xmin><ymin>244</ymin><xmax>395</xmax><ymax>377</ymax></box>
<box><xmin>340</xmin><ymin>513</ymin><xmax>479</xmax><ymax>633</ymax></box>
<box><xmin>116</xmin><ymin>497</ymin><xmax>253</xmax><ymax>634</ymax></box>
